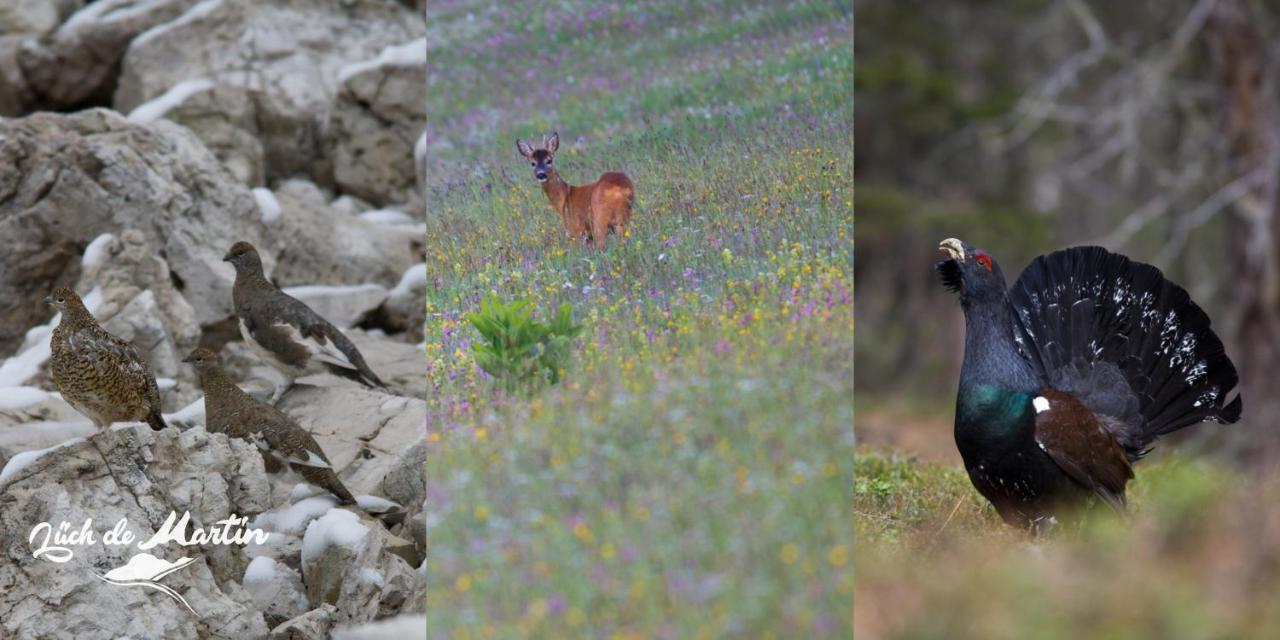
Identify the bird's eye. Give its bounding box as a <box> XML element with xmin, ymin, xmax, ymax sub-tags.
<box><xmin>975</xmin><ymin>253</ymin><xmax>993</xmax><ymax>272</ymax></box>
<box><xmin>57</xmin><ymin>297</ymin><xmax>64</xmax><ymax>303</ymax></box>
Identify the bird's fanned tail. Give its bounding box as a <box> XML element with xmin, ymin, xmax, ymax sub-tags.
<box><xmin>1007</xmin><ymin>246</ymin><xmax>1241</xmax><ymax>458</ymax></box>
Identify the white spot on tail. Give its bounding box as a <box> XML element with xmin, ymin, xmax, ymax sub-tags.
<box><xmin>1033</xmin><ymin>396</ymin><xmax>1051</xmax><ymax>413</ymax></box>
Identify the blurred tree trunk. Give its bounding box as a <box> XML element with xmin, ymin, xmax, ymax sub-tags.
<box><xmin>1206</xmin><ymin>0</ymin><xmax>1280</xmax><ymax>470</ymax></box>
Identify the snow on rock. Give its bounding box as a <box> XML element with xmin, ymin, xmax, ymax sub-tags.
<box><xmin>390</xmin><ymin>264</ymin><xmax>426</xmax><ymax>300</ymax></box>
<box><xmin>81</xmin><ymin>233</ymin><xmax>117</xmax><ymax>272</ymax></box>
<box><xmin>0</xmin><ymin>437</ymin><xmax>84</xmax><ymax>485</ymax></box>
<box><xmin>359</xmin><ymin>209</ymin><xmax>417</xmax><ymax>226</ymax></box>
<box><xmin>243</xmin><ymin>555</ymin><xmax>311</xmax><ymax>628</ymax></box>
<box><xmin>243</xmin><ymin>555</ymin><xmax>277</xmax><ymax>585</ymax></box>
<box><xmin>126</xmin><ymin>78</ymin><xmax>216</xmax><ymax>124</ymax></box>
<box><xmin>334</xmin><ymin>615</ymin><xmax>426</xmax><ymax>640</ymax></box>
<box><xmin>0</xmin><ymin>386</ymin><xmax>50</xmax><ymax>411</ymax></box>
<box><xmin>301</xmin><ymin>508</ymin><xmax>370</xmax><ymax>568</ymax></box>
<box><xmin>0</xmin><ymin>420</ymin><xmax>95</xmax><ymax>465</ymax></box>
<box><xmin>252</xmin><ymin>186</ymin><xmax>282</xmax><ymax>223</ymax></box>
<box><xmin>337</xmin><ymin>38</ymin><xmax>426</xmax><ymax>84</ymax></box>
<box><xmin>251</xmin><ymin>495</ymin><xmax>340</xmax><ymax>535</ymax></box>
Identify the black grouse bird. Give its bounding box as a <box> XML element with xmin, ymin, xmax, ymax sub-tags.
<box><xmin>936</xmin><ymin>238</ymin><xmax>1241</xmax><ymax>530</ymax></box>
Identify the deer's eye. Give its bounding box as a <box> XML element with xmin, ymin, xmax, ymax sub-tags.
<box><xmin>546</xmin><ymin>158</ymin><xmax>552</xmax><ymax>164</ymax></box>
<box><xmin>530</xmin><ymin>162</ymin><xmax>536</xmax><ymax>166</ymax></box>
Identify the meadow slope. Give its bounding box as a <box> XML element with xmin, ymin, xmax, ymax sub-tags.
<box><xmin>855</xmin><ymin>425</ymin><xmax>1280</xmax><ymax>639</ymax></box>
<box><xmin>423</xmin><ymin>1</ymin><xmax>853</xmax><ymax>637</ymax></box>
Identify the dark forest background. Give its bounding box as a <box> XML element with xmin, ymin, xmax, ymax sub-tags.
<box><xmin>856</xmin><ymin>0</ymin><xmax>1280</xmax><ymax>469</ymax></box>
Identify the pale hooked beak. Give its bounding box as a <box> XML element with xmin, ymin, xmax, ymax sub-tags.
<box><xmin>939</xmin><ymin>238</ymin><xmax>965</xmax><ymax>262</ymax></box>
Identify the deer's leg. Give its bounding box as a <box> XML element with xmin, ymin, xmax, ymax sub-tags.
<box><xmin>591</xmin><ymin>210</ymin><xmax>610</xmax><ymax>249</ymax></box>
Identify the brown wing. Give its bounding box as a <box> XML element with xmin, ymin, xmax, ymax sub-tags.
<box><xmin>1032</xmin><ymin>388</ymin><xmax>1134</xmax><ymax>512</ymax></box>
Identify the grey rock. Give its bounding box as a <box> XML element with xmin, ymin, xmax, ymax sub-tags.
<box><xmin>330</xmin><ymin>38</ymin><xmax>425</xmax><ymax>207</ymax></box>
<box><xmin>18</xmin><ymin>0</ymin><xmax>199</xmax><ymax>109</ymax></box>
<box><xmin>244</xmin><ymin>556</ymin><xmax>311</xmax><ymax>628</ymax></box>
<box><xmin>0</xmin><ymin>109</ymin><xmax>264</xmax><ymax>350</ymax></box>
<box><xmin>276</xmin><ymin>383</ymin><xmax>424</xmax><ymax>498</ymax></box>
<box><xmin>130</xmin><ymin>82</ymin><xmax>267</xmax><ymax>187</ymax></box>
<box><xmin>261</xmin><ymin>192</ymin><xmax>422</xmax><ymax>291</ymax></box>
<box><xmin>114</xmin><ymin>0</ymin><xmax>423</xmax><ymax>184</ymax></box>
<box><xmin>0</xmin><ymin>425</ymin><xmax>271</xmax><ymax>640</ymax></box>
<box><xmin>270</xmin><ymin>603</ymin><xmax>336</xmax><ymax>640</ymax></box>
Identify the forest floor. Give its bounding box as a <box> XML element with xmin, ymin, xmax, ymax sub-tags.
<box><xmin>855</xmin><ymin>399</ymin><xmax>1280</xmax><ymax>639</ymax></box>
<box><xmin>423</xmin><ymin>1</ymin><xmax>853</xmax><ymax>637</ymax></box>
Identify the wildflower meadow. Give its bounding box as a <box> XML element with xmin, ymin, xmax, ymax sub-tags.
<box><xmin>423</xmin><ymin>1</ymin><xmax>853</xmax><ymax>637</ymax></box>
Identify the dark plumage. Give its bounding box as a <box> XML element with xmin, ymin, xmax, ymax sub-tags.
<box><xmin>224</xmin><ymin>241</ymin><xmax>386</xmax><ymax>397</ymax></box>
<box><xmin>184</xmin><ymin>347</ymin><xmax>355</xmax><ymax>504</ymax></box>
<box><xmin>937</xmin><ymin>238</ymin><xmax>1241</xmax><ymax>529</ymax></box>
<box><xmin>47</xmin><ymin>287</ymin><xmax>168</xmax><ymax>431</ymax></box>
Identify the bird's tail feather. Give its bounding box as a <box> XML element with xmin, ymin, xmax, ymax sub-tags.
<box><xmin>1008</xmin><ymin>246</ymin><xmax>1241</xmax><ymax>451</ymax></box>
<box><xmin>146</xmin><ymin>409</ymin><xmax>168</xmax><ymax>432</ymax></box>
<box><xmin>324</xmin><ymin>362</ymin><xmax>386</xmax><ymax>389</ymax></box>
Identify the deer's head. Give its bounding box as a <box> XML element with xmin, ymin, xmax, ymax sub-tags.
<box><xmin>516</xmin><ymin>132</ymin><xmax>560</xmax><ymax>183</ymax></box>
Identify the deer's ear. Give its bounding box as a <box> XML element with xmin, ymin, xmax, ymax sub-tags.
<box><xmin>516</xmin><ymin>139</ymin><xmax>534</xmax><ymax>158</ymax></box>
<box><xmin>547</xmin><ymin>131</ymin><xmax>559</xmax><ymax>153</ymax></box>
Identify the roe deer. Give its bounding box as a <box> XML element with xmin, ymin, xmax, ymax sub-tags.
<box><xmin>516</xmin><ymin>132</ymin><xmax>635</xmax><ymax>249</ymax></box>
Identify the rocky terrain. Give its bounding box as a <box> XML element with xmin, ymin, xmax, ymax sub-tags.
<box><xmin>0</xmin><ymin>1</ymin><xmax>426</xmax><ymax>638</ymax></box>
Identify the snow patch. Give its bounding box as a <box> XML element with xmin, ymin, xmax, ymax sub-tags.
<box><xmin>0</xmin><ymin>437</ymin><xmax>86</xmax><ymax>485</ymax></box>
<box><xmin>301</xmin><ymin>508</ymin><xmax>370</xmax><ymax>567</ymax></box>
<box><xmin>252</xmin><ymin>188</ymin><xmax>281</xmax><ymax>223</ymax></box>
<box><xmin>130</xmin><ymin>0</ymin><xmax>223</xmax><ymax>49</ymax></box>
<box><xmin>243</xmin><ymin>555</ymin><xmax>277</xmax><ymax>586</ymax></box>
<box><xmin>0</xmin><ymin>386</ymin><xmax>50</xmax><ymax>411</ymax></box>
<box><xmin>358</xmin><ymin>568</ymin><xmax>384</xmax><ymax>588</ymax></box>
<box><xmin>127</xmin><ymin>79</ymin><xmax>216</xmax><ymax>124</ymax></box>
<box><xmin>81</xmin><ymin>233</ymin><xmax>116</xmax><ymax>272</ymax></box>
<box><xmin>164</xmin><ymin>397</ymin><xmax>205</xmax><ymax>424</ymax></box>
<box><xmin>338</xmin><ymin>38</ymin><xmax>426</xmax><ymax>84</ymax></box>
<box><xmin>389</xmin><ymin>264</ymin><xmax>426</xmax><ymax>299</ymax></box>
<box><xmin>359</xmin><ymin>209</ymin><xmax>417</xmax><ymax>226</ymax></box>
<box><xmin>250</xmin><ymin>495</ymin><xmax>339</xmax><ymax>535</ymax></box>
<box><xmin>334</xmin><ymin>615</ymin><xmax>427</xmax><ymax>640</ymax></box>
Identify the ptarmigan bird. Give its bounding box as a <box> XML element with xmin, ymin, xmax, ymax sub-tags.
<box><xmin>184</xmin><ymin>347</ymin><xmax>356</xmax><ymax>504</ymax></box>
<box><xmin>46</xmin><ymin>286</ymin><xmax>168</xmax><ymax>431</ymax></box>
<box><xmin>224</xmin><ymin>241</ymin><xmax>386</xmax><ymax>399</ymax></box>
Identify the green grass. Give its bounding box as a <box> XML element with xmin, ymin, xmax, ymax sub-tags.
<box><xmin>424</xmin><ymin>1</ymin><xmax>853</xmax><ymax>638</ymax></box>
<box><xmin>855</xmin><ymin>448</ymin><xmax>1280</xmax><ymax>639</ymax></box>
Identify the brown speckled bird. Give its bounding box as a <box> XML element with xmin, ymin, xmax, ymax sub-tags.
<box><xmin>224</xmin><ymin>241</ymin><xmax>386</xmax><ymax>399</ymax></box>
<box><xmin>47</xmin><ymin>287</ymin><xmax>168</xmax><ymax>431</ymax></box>
<box><xmin>183</xmin><ymin>347</ymin><xmax>355</xmax><ymax>504</ymax></box>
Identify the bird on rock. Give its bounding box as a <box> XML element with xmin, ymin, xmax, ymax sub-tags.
<box><xmin>937</xmin><ymin>239</ymin><xmax>1241</xmax><ymax>531</ymax></box>
<box><xmin>47</xmin><ymin>286</ymin><xmax>168</xmax><ymax>432</ymax></box>
<box><xmin>224</xmin><ymin>241</ymin><xmax>386</xmax><ymax>399</ymax></box>
<box><xmin>183</xmin><ymin>347</ymin><xmax>356</xmax><ymax>504</ymax></box>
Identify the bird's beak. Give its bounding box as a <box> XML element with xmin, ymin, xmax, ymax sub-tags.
<box><xmin>43</xmin><ymin>295</ymin><xmax>53</xmax><ymax>305</ymax></box>
<box><xmin>939</xmin><ymin>238</ymin><xmax>965</xmax><ymax>262</ymax></box>
<box><xmin>181</xmin><ymin>355</ymin><xmax>193</xmax><ymax>363</ymax></box>
<box><xmin>222</xmin><ymin>253</ymin><xmax>232</xmax><ymax>262</ymax></box>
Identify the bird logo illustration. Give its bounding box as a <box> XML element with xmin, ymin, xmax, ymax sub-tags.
<box><xmin>94</xmin><ymin>553</ymin><xmax>198</xmax><ymax>614</ymax></box>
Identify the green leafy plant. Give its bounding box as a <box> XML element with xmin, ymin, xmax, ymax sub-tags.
<box><xmin>466</xmin><ymin>294</ymin><xmax>583</xmax><ymax>392</ymax></box>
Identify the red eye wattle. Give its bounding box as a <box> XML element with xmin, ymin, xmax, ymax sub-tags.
<box><xmin>975</xmin><ymin>253</ymin><xmax>992</xmax><ymax>272</ymax></box>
